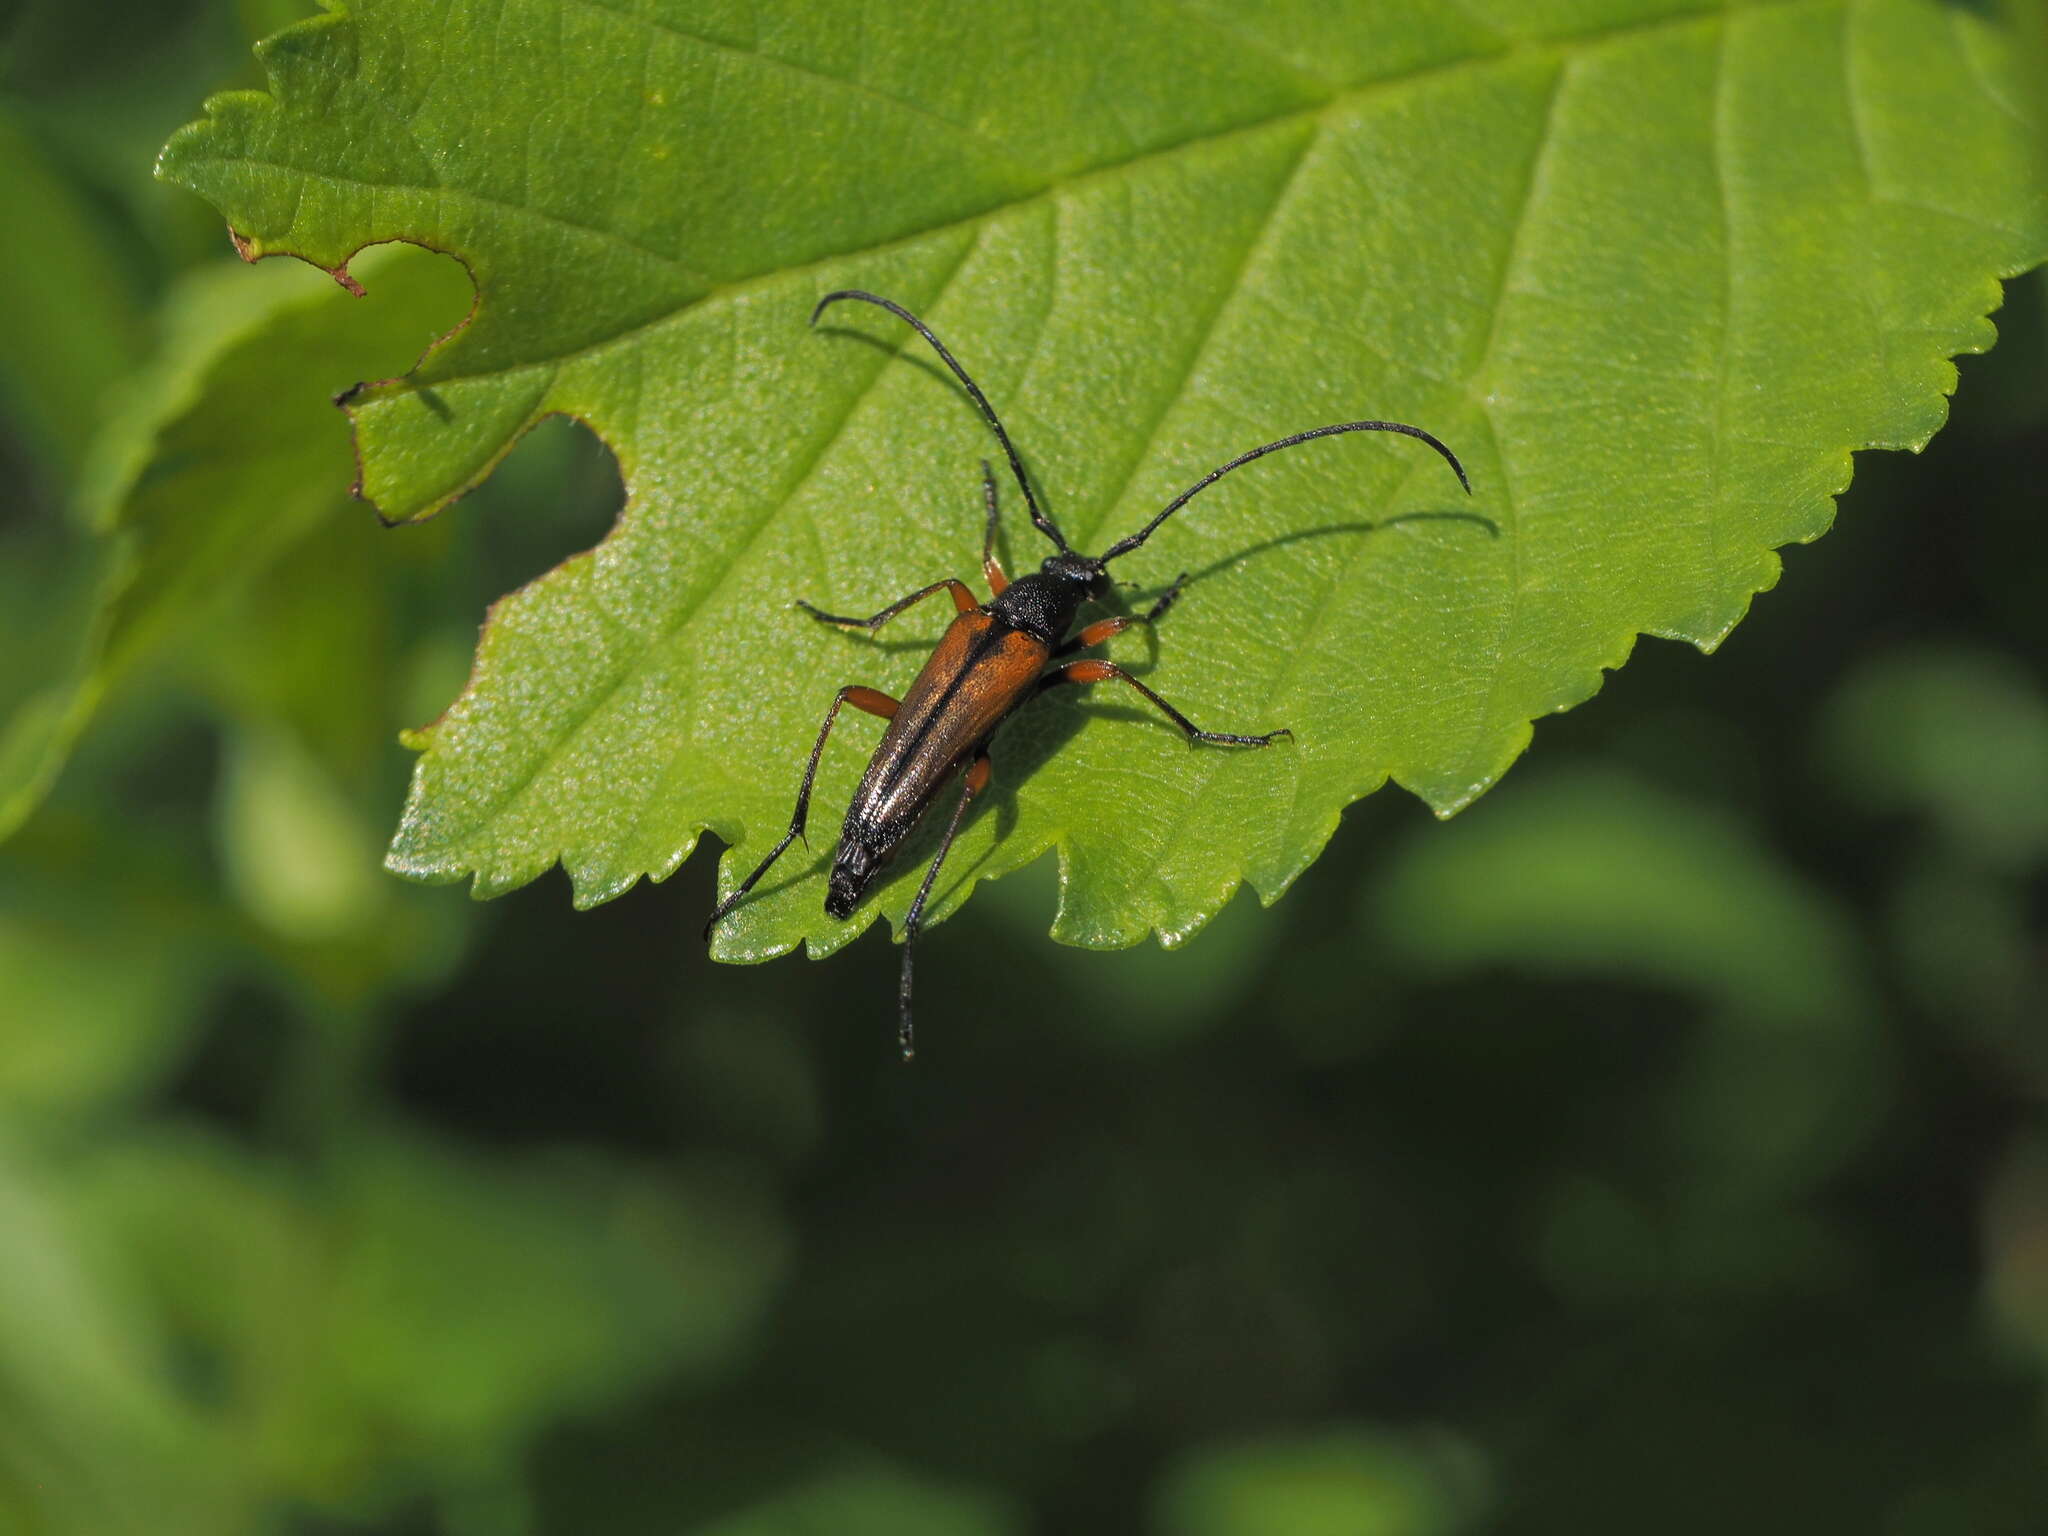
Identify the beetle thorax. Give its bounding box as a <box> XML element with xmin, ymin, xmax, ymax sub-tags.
<box><xmin>989</xmin><ymin>557</ymin><xmax>1106</xmax><ymax>644</ymax></box>
<box><xmin>984</xmin><ymin>573</ymin><xmax>1080</xmax><ymax>644</ymax></box>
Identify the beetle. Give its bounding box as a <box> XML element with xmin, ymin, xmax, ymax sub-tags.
<box><xmin>704</xmin><ymin>290</ymin><xmax>1470</xmax><ymax>1058</ymax></box>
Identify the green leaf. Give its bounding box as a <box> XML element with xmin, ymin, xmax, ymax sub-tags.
<box><xmin>0</xmin><ymin>910</ymin><xmax>209</xmax><ymax>1127</ymax></box>
<box><xmin>1817</xmin><ymin>644</ymin><xmax>2048</xmax><ymax>869</ymax></box>
<box><xmin>85</xmin><ymin>247</ymin><xmax>472</xmax><ymax>684</ymax></box>
<box><xmin>65</xmin><ymin>1125</ymin><xmax>786</xmax><ymax>1521</ymax></box>
<box><xmin>0</xmin><ymin>245</ymin><xmax>472</xmax><ymax>843</ymax></box>
<box><xmin>696</xmin><ymin>1462</ymin><xmax>1023</xmax><ymax>1536</ymax></box>
<box><xmin>157</xmin><ymin>0</ymin><xmax>2048</xmax><ymax>956</ymax></box>
<box><xmin>0</xmin><ymin>102</ymin><xmax>144</xmax><ymax>489</ymax></box>
<box><xmin>0</xmin><ymin>1141</ymin><xmax>230</xmax><ymax>1536</ymax></box>
<box><xmin>1371</xmin><ymin>767</ymin><xmax>1868</xmax><ymax>1027</ymax></box>
<box><xmin>1153</xmin><ymin>1425</ymin><xmax>1486</xmax><ymax>1536</ymax></box>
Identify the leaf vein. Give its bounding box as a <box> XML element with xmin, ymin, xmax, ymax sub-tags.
<box><xmin>567</xmin><ymin>0</ymin><xmax>1037</xmax><ymax>173</ymax></box>
<box><xmin>189</xmin><ymin>154</ymin><xmax>716</xmax><ymax>285</ymax></box>
<box><xmin>1839</xmin><ymin>0</ymin><xmax>1895</xmax><ymax>392</ymax></box>
<box><xmin>1452</xmin><ymin>60</ymin><xmax>1571</xmax><ymax>801</ymax></box>
<box><xmin>213</xmin><ymin>0</ymin><xmax>1847</xmax><ymax>422</ymax></box>
<box><xmin>1154</xmin><ymin>0</ymin><xmax>1338</xmax><ymax>91</ymax></box>
<box><xmin>1705</xmin><ymin>10</ymin><xmax>1736</xmax><ymax>610</ymax></box>
<box><xmin>1096</xmin><ymin>128</ymin><xmax>1324</xmax><ymax>909</ymax></box>
<box><xmin>469</xmin><ymin>234</ymin><xmax>983</xmax><ymax>847</ymax></box>
<box><xmin>1947</xmin><ymin>6</ymin><xmax>2031</xmax><ymax>130</ymax></box>
<box><xmin>1078</xmin><ymin>126</ymin><xmax>1319</xmax><ymax>557</ymax></box>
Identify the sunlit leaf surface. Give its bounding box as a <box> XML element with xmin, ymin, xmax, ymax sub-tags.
<box><xmin>157</xmin><ymin>0</ymin><xmax>2048</xmax><ymax>954</ymax></box>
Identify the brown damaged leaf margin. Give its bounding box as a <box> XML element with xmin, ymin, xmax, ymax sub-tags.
<box><xmin>227</xmin><ymin>224</ymin><xmax>361</xmax><ymax>296</ymax></box>
<box><xmin>197</xmin><ymin>194</ymin><xmax>1063</xmax><ymax>943</ymax></box>
<box><xmin>221</xmin><ymin>213</ymin><xmax>493</xmax><ymax>518</ymax></box>
<box><xmin>214</xmin><ymin>217</ymin><xmax>632</xmax><ymax>785</ymax></box>
<box><xmin>393</xmin><ymin>423</ymin><xmax>622</xmax><ymax>756</ymax></box>
<box><xmin>339</xmin><ymin>244</ymin><xmax>483</xmax><ymax>523</ymax></box>
<box><xmin>164</xmin><ymin>1</ymin><xmax>1757</xmax><ymax>530</ymax></box>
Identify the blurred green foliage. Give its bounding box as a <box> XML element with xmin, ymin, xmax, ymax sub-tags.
<box><xmin>4</xmin><ymin>0</ymin><xmax>2048</xmax><ymax>1533</ymax></box>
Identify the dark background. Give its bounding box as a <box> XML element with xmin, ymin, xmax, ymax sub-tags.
<box><xmin>3</xmin><ymin>1</ymin><xmax>2045</xmax><ymax>1531</ymax></box>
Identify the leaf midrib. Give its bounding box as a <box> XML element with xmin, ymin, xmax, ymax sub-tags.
<box><xmin>198</xmin><ymin>0</ymin><xmax>1798</xmax><ymax>397</ymax></box>
<box><xmin>570</xmin><ymin>0</ymin><xmax>1043</xmax><ymax>172</ymax></box>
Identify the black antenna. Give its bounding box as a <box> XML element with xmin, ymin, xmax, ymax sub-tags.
<box><xmin>1099</xmin><ymin>420</ymin><xmax>1471</xmax><ymax>565</ymax></box>
<box><xmin>812</xmin><ymin>290</ymin><xmax>1071</xmax><ymax>554</ymax></box>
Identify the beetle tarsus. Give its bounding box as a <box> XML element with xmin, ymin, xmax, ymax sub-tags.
<box><xmin>703</xmin><ymin>684</ymin><xmax>899</xmax><ymax>940</ymax></box>
<box><xmin>797</xmin><ymin>579</ymin><xmax>977</xmax><ymax>633</ymax></box>
<box><xmin>1037</xmin><ymin>659</ymin><xmax>1287</xmax><ymax>747</ymax></box>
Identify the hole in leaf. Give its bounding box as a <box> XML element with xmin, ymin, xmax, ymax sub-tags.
<box><xmin>463</xmin><ymin>414</ymin><xmax>625</xmax><ymax>602</ymax></box>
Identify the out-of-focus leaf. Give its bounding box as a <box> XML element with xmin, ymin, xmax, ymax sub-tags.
<box><xmin>693</xmin><ymin>1461</ymin><xmax>1022</xmax><ymax>1536</ymax></box>
<box><xmin>1983</xmin><ymin>1134</ymin><xmax>2048</xmax><ymax>1370</ymax></box>
<box><xmin>0</xmin><ymin>103</ymin><xmax>142</xmax><ymax>486</ymax></box>
<box><xmin>69</xmin><ymin>1124</ymin><xmax>788</xmax><ymax>1523</ymax></box>
<box><xmin>1370</xmin><ymin>767</ymin><xmax>1887</xmax><ymax>1211</ymax></box>
<box><xmin>1</xmin><ymin>0</ymin><xmax>291</xmax><ymax>276</ymax></box>
<box><xmin>1374</xmin><ymin>769</ymin><xmax>1864</xmax><ymax>1023</ymax></box>
<box><xmin>1882</xmin><ymin>860</ymin><xmax>2040</xmax><ymax>1066</ymax></box>
<box><xmin>0</xmin><ymin>524</ymin><xmax>120</xmax><ymax>843</ymax></box>
<box><xmin>88</xmin><ymin>246</ymin><xmax>470</xmax><ymax>685</ymax></box>
<box><xmin>1152</xmin><ymin>1425</ymin><xmax>1485</xmax><ymax>1536</ymax></box>
<box><xmin>1822</xmin><ymin>648</ymin><xmax>2048</xmax><ymax>1069</ymax></box>
<box><xmin>0</xmin><ymin>1141</ymin><xmax>234</xmax><ymax>1536</ymax></box>
<box><xmin>215</xmin><ymin>721</ymin><xmax>387</xmax><ymax>943</ymax></box>
<box><xmin>322</xmin><ymin>1133</ymin><xmax>785</xmax><ymax>1444</ymax></box>
<box><xmin>973</xmin><ymin>853</ymin><xmax>1284</xmax><ymax>1053</ymax></box>
<box><xmin>0</xmin><ymin>245</ymin><xmax>472</xmax><ymax>843</ymax></box>
<box><xmin>0</xmin><ymin>913</ymin><xmax>207</xmax><ymax>1126</ymax></box>
<box><xmin>154</xmin><ymin>0</ymin><xmax>2048</xmax><ymax>960</ymax></box>
<box><xmin>1817</xmin><ymin>644</ymin><xmax>2048</xmax><ymax>870</ymax></box>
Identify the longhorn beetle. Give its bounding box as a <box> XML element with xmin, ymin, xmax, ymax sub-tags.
<box><xmin>704</xmin><ymin>290</ymin><xmax>1471</xmax><ymax>1058</ymax></box>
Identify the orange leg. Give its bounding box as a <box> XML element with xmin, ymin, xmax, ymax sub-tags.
<box><xmin>1037</xmin><ymin>659</ymin><xmax>1289</xmax><ymax>747</ymax></box>
<box><xmin>895</xmin><ymin>749</ymin><xmax>993</xmax><ymax>1060</ymax></box>
<box><xmin>1053</xmin><ymin>570</ymin><xmax>1189</xmax><ymax>657</ymax></box>
<box><xmin>979</xmin><ymin>460</ymin><xmax>1008</xmax><ymax>596</ymax></box>
<box><xmin>704</xmin><ymin>684</ymin><xmax>899</xmax><ymax>939</ymax></box>
<box><xmin>798</xmin><ymin>579</ymin><xmax>978</xmax><ymax>631</ymax></box>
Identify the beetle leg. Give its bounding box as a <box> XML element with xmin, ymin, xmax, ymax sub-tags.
<box><xmin>980</xmin><ymin>460</ymin><xmax>1008</xmax><ymax>596</ymax></box>
<box><xmin>797</xmin><ymin>578</ymin><xmax>979</xmax><ymax>631</ymax></box>
<box><xmin>1052</xmin><ymin>570</ymin><xmax>1190</xmax><ymax>657</ymax></box>
<box><xmin>1055</xmin><ymin>616</ymin><xmax>1129</xmax><ymax>656</ymax></box>
<box><xmin>1136</xmin><ymin>569</ymin><xmax>1191</xmax><ymax>625</ymax></box>
<box><xmin>1036</xmin><ymin>659</ymin><xmax>1290</xmax><ymax>747</ymax></box>
<box><xmin>895</xmin><ymin>749</ymin><xmax>992</xmax><ymax>1061</ymax></box>
<box><xmin>703</xmin><ymin>684</ymin><xmax>900</xmax><ymax>940</ymax></box>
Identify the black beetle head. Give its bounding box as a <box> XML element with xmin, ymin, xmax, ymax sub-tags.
<box><xmin>1040</xmin><ymin>552</ymin><xmax>1109</xmax><ymax>598</ymax></box>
